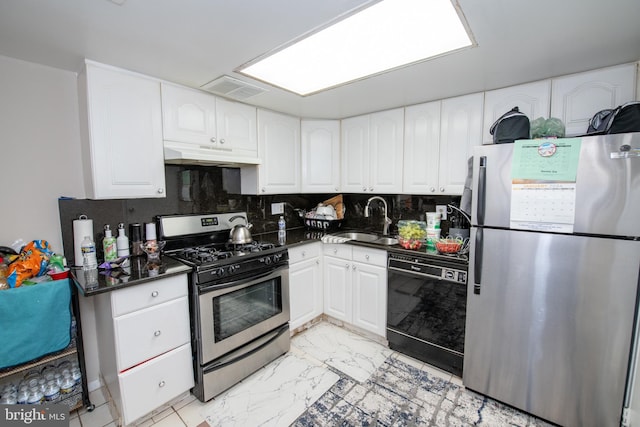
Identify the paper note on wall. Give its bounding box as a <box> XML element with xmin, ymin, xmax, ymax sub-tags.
<box><xmin>510</xmin><ymin>138</ymin><xmax>582</xmax><ymax>232</ymax></box>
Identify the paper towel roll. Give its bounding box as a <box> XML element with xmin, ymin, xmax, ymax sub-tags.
<box><xmin>73</xmin><ymin>215</ymin><xmax>94</xmax><ymax>267</ymax></box>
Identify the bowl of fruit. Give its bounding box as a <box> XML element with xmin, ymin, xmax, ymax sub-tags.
<box><xmin>435</xmin><ymin>237</ymin><xmax>466</xmax><ymax>254</ymax></box>
<box><xmin>397</xmin><ymin>220</ymin><xmax>427</xmax><ymax>251</ymax></box>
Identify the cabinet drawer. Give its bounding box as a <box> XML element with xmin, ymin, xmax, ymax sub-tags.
<box><xmin>289</xmin><ymin>242</ymin><xmax>321</xmax><ymax>264</ymax></box>
<box><xmin>114</xmin><ymin>297</ymin><xmax>190</xmax><ymax>370</ymax></box>
<box><xmin>119</xmin><ymin>343</ymin><xmax>194</xmax><ymax>425</ymax></box>
<box><xmin>322</xmin><ymin>243</ymin><xmax>352</xmax><ymax>259</ymax></box>
<box><xmin>352</xmin><ymin>246</ymin><xmax>387</xmax><ymax>267</ymax></box>
<box><xmin>111</xmin><ymin>274</ymin><xmax>188</xmax><ymax>316</ymax></box>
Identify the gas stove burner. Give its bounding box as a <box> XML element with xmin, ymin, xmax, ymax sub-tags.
<box><xmin>173</xmin><ymin>245</ymin><xmax>234</xmax><ymax>265</ymax></box>
<box><xmin>226</xmin><ymin>241</ymin><xmax>276</xmax><ymax>255</ymax></box>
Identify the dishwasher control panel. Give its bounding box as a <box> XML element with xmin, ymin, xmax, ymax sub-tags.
<box><xmin>388</xmin><ymin>252</ymin><xmax>467</xmax><ymax>284</ymax></box>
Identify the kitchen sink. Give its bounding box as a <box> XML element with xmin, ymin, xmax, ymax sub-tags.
<box><xmin>332</xmin><ymin>231</ymin><xmax>379</xmax><ymax>242</ymax></box>
<box><xmin>331</xmin><ymin>231</ymin><xmax>398</xmax><ymax>246</ymax></box>
<box><xmin>372</xmin><ymin>236</ymin><xmax>399</xmax><ymax>246</ymax></box>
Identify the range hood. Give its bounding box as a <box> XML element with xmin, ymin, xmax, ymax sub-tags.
<box><xmin>164</xmin><ymin>141</ymin><xmax>261</xmax><ymax>168</ymax></box>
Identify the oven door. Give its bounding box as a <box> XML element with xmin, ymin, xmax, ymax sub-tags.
<box><xmin>198</xmin><ymin>266</ymin><xmax>290</xmax><ymax>363</ymax></box>
<box><xmin>387</xmin><ymin>265</ymin><xmax>466</xmax><ymax>374</ymax></box>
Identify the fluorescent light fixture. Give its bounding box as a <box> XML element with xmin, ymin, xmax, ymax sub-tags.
<box><xmin>238</xmin><ymin>0</ymin><xmax>473</xmax><ymax>96</ymax></box>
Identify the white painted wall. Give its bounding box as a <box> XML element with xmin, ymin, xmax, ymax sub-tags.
<box><xmin>0</xmin><ymin>55</ymin><xmax>102</xmax><ymax>390</ymax></box>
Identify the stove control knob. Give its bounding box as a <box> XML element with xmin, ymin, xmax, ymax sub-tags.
<box><xmin>229</xmin><ymin>264</ymin><xmax>240</xmax><ymax>273</ymax></box>
<box><xmin>262</xmin><ymin>257</ymin><xmax>272</xmax><ymax>265</ymax></box>
<box><xmin>215</xmin><ymin>267</ymin><xmax>226</xmax><ymax>277</ymax></box>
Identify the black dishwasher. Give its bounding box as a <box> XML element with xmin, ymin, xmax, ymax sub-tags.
<box><xmin>387</xmin><ymin>251</ymin><xmax>467</xmax><ymax>377</ymax></box>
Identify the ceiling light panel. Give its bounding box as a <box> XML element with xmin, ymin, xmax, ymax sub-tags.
<box><xmin>238</xmin><ymin>0</ymin><xmax>473</xmax><ymax>96</ymax></box>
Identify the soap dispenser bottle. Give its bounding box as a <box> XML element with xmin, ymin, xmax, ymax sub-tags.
<box><xmin>103</xmin><ymin>224</ymin><xmax>117</xmax><ymax>262</ymax></box>
<box><xmin>116</xmin><ymin>223</ymin><xmax>130</xmax><ymax>267</ymax></box>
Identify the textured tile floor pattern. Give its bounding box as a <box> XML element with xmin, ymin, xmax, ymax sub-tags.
<box><xmin>72</xmin><ymin>321</ymin><xmax>552</xmax><ymax>426</ymax></box>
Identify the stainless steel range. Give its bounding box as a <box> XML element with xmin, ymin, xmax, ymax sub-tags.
<box><xmin>157</xmin><ymin>212</ymin><xmax>290</xmax><ymax>402</ymax></box>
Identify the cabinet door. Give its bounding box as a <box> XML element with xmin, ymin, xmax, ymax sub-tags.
<box><xmin>551</xmin><ymin>63</ymin><xmax>636</xmax><ymax>136</ymax></box>
<box><xmin>289</xmin><ymin>256</ymin><xmax>323</xmax><ymax>329</ymax></box>
<box><xmin>82</xmin><ymin>63</ymin><xmax>165</xmax><ymax>199</ymax></box>
<box><xmin>301</xmin><ymin>120</ymin><xmax>341</xmax><ymax>193</ymax></box>
<box><xmin>403</xmin><ymin>101</ymin><xmax>441</xmax><ymax>194</ymax></box>
<box><xmin>161</xmin><ymin>83</ymin><xmax>217</xmax><ymax>146</ymax></box>
<box><xmin>352</xmin><ymin>262</ymin><xmax>387</xmax><ymax>337</ymax></box>
<box><xmin>215</xmin><ymin>97</ymin><xmax>257</xmax><ymax>157</ymax></box>
<box><xmin>255</xmin><ymin>109</ymin><xmax>300</xmax><ymax>194</ymax></box>
<box><xmin>369</xmin><ymin>108</ymin><xmax>404</xmax><ymax>193</ymax></box>
<box><xmin>482</xmin><ymin>80</ymin><xmax>551</xmax><ymax>144</ymax></box>
<box><xmin>119</xmin><ymin>343</ymin><xmax>193</xmax><ymax>426</ymax></box>
<box><xmin>439</xmin><ymin>92</ymin><xmax>483</xmax><ymax>195</ymax></box>
<box><xmin>323</xmin><ymin>255</ymin><xmax>352</xmax><ymax>322</ymax></box>
<box><xmin>341</xmin><ymin>115</ymin><xmax>370</xmax><ymax>193</ymax></box>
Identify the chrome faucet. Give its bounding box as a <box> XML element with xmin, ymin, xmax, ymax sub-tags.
<box><xmin>364</xmin><ymin>196</ymin><xmax>392</xmax><ymax>235</ymax></box>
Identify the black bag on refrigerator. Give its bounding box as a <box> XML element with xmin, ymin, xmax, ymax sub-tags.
<box><xmin>586</xmin><ymin>101</ymin><xmax>640</xmax><ymax>135</ymax></box>
<box><xmin>489</xmin><ymin>106</ymin><xmax>530</xmax><ymax>144</ymax></box>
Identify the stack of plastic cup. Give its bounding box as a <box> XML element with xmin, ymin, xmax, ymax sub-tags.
<box><xmin>426</xmin><ymin>212</ymin><xmax>441</xmax><ymax>250</ymax></box>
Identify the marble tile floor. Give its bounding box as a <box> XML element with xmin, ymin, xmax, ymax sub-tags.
<box><xmin>72</xmin><ymin>321</ymin><xmax>552</xmax><ymax>427</ymax></box>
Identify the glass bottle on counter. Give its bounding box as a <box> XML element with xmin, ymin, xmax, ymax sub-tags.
<box><xmin>278</xmin><ymin>216</ymin><xmax>286</xmax><ymax>244</ymax></box>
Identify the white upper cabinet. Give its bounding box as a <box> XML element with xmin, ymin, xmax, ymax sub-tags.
<box><xmin>403</xmin><ymin>101</ymin><xmax>441</xmax><ymax>194</ymax></box>
<box><xmin>161</xmin><ymin>83</ymin><xmax>258</xmax><ymax>160</ymax></box>
<box><xmin>482</xmin><ymin>80</ymin><xmax>551</xmax><ymax>144</ymax></box>
<box><xmin>551</xmin><ymin>63</ymin><xmax>636</xmax><ymax>136</ymax></box>
<box><xmin>341</xmin><ymin>108</ymin><xmax>404</xmax><ymax>193</ymax></box>
<box><xmin>241</xmin><ymin>109</ymin><xmax>300</xmax><ymax>194</ymax></box>
<box><xmin>439</xmin><ymin>93</ymin><xmax>484</xmax><ymax>195</ymax></box>
<box><xmin>301</xmin><ymin>120</ymin><xmax>341</xmax><ymax>193</ymax></box>
<box><xmin>78</xmin><ymin>61</ymin><xmax>166</xmax><ymax>199</ymax></box>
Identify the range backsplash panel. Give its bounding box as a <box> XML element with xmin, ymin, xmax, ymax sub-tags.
<box><xmin>58</xmin><ymin>165</ymin><xmax>461</xmax><ymax>261</ymax></box>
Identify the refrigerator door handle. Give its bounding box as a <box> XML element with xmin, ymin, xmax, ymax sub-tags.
<box><xmin>473</xmin><ymin>227</ymin><xmax>483</xmax><ymax>294</ymax></box>
<box><xmin>477</xmin><ymin>156</ymin><xmax>487</xmax><ymax>226</ymax></box>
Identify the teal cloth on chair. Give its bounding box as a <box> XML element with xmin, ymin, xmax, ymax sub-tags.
<box><xmin>0</xmin><ymin>278</ymin><xmax>71</xmax><ymax>369</ymax></box>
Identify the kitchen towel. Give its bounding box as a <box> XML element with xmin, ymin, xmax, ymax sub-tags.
<box><xmin>73</xmin><ymin>215</ymin><xmax>93</xmax><ymax>267</ymax></box>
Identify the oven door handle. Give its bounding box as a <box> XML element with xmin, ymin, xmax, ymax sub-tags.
<box><xmin>199</xmin><ymin>266</ymin><xmax>286</xmax><ymax>294</ymax></box>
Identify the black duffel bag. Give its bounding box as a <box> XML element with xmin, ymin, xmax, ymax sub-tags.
<box><xmin>586</xmin><ymin>101</ymin><xmax>640</xmax><ymax>135</ymax></box>
<box><xmin>489</xmin><ymin>106</ymin><xmax>530</xmax><ymax>144</ymax></box>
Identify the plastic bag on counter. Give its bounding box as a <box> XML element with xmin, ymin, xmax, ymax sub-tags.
<box><xmin>531</xmin><ymin>117</ymin><xmax>566</xmax><ymax>138</ymax></box>
<box><xmin>6</xmin><ymin>240</ymin><xmax>53</xmax><ymax>288</ymax></box>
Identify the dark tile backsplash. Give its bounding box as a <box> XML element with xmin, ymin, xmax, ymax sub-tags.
<box><xmin>59</xmin><ymin>165</ymin><xmax>463</xmax><ymax>261</ymax></box>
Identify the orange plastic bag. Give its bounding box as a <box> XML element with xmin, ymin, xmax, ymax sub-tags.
<box><xmin>6</xmin><ymin>240</ymin><xmax>53</xmax><ymax>288</ymax></box>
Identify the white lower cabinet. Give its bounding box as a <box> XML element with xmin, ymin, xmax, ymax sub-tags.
<box><xmin>95</xmin><ymin>274</ymin><xmax>193</xmax><ymax>426</ymax></box>
<box><xmin>322</xmin><ymin>244</ymin><xmax>387</xmax><ymax>337</ymax></box>
<box><xmin>288</xmin><ymin>243</ymin><xmax>323</xmax><ymax>330</ymax></box>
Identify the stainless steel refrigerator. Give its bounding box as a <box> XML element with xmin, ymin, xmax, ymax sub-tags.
<box><xmin>464</xmin><ymin>133</ymin><xmax>640</xmax><ymax>427</ymax></box>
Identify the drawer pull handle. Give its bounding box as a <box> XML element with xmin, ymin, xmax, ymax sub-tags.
<box><xmin>151</xmin><ymin>291</ymin><xmax>159</xmax><ymax>297</ymax></box>
<box><xmin>154</xmin><ymin>330</ymin><xmax>161</xmax><ymax>337</ymax></box>
<box><xmin>159</xmin><ymin>381</ymin><xmax>166</xmax><ymax>388</ymax></box>
<box><xmin>365</xmin><ymin>254</ymin><xmax>370</xmax><ymax>260</ymax></box>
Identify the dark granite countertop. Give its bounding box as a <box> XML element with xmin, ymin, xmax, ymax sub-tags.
<box><xmin>74</xmin><ymin>226</ymin><xmax>467</xmax><ymax>297</ymax></box>
<box><xmin>255</xmin><ymin>226</ymin><xmax>469</xmax><ymax>264</ymax></box>
<box><xmin>72</xmin><ymin>256</ymin><xmax>192</xmax><ymax>297</ymax></box>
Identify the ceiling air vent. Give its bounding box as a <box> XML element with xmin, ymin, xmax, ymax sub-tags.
<box><xmin>201</xmin><ymin>75</ymin><xmax>267</xmax><ymax>101</ymax></box>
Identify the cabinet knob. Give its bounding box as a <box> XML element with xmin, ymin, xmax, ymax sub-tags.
<box><xmin>369</xmin><ymin>187</ymin><xmax>373</xmax><ymax>192</ymax></box>
<box><xmin>352</xmin><ymin>265</ymin><xmax>356</xmax><ymax>270</ymax></box>
<box><xmin>335</xmin><ymin>187</ymin><xmax>339</xmax><ymax>191</ymax></box>
<box><xmin>345</xmin><ymin>264</ymin><xmax>349</xmax><ymax>269</ymax></box>
<box><xmin>220</xmin><ymin>139</ymin><xmax>225</xmax><ymax>144</ymax></box>
<box><xmin>316</xmin><ymin>260</ymin><xmax>320</xmax><ymax>265</ymax></box>
<box><xmin>261</xmin><ymin>188</ymin><xmax>266</xmax><ymax>193</ymax></box>
<box><xmin>157</xmin><ymin>188</ymin><xmax>164</xmax><ymax>194</ymax></box>
<box><xmin>430</xmin><ymin>187</ymin><xmax>436</xmax><ymax>192</ymax></box>
<box><xmin>301</xmin><ymin>251</ymin><xmax>306</xmax><ymax>257</ymax></box>
<box><xmin>362</xmin><ymin>187</ymin><xmax>367</xmax><ymax>191</ymax></box>
<box><xmin>151</xmin><ymin>290</ymin><xmax>159</xmax><ymax>297</ymax></box>
<box><xmin>440</xmin><ymin>187</ymin><xmax>445</xmax><ymax>192</ymax></box>
<box><xmin>365</xmin><ymin>254</ymin><xmax>370</xmax><ymax>260</ymax></box>
<box><xmin>159</xmin><ymin>381</ymin><xmax>166</xmax><ymax>388</ymax></box>
<box><xmin>154</xmin><ymin>330</ymin><xmax>161</xmax><ymax>337</ymax></box>
<box><xmin>210</xmin><ymin>137</ymin><xmax>216</xmax><ymax>143</ymax></box>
